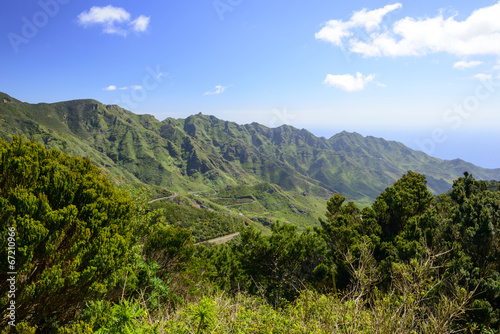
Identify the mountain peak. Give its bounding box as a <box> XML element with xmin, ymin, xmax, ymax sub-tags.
<box><xmin>1</xmin><ymin>93</ymin><xmax>500</xmax><ymax>204</ymax></box>
<box><xmin>0</xmin><ymin>92</ymin><xmax>21</xmax><ymax>104</ymax></box>
<box><xmin>332</xmin><ymin>130</ymin><xmax>363</xmax><ymax>138</ymax></box>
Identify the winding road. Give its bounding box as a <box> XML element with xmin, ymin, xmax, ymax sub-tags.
<box><xmin>148</xmin><ymin>192</ymin><xmax>251</xmax><ymax>245</ymax></box>
<box><xmin>223</xmin><ymin>198</ymin><xmax>256</xmax><ymax>208</ymax></box>
<box><xmin>148</xmin><ymin>192</ymin><xmax>179</xmax><ymax>204</ymax></box>
<box><xmin>195</xmin><ymin>232</ymin><xmax>240</xmax><ymax>245</ymax></box>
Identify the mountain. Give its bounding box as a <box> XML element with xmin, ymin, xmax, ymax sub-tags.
<box><xmin>1</xmin><ymin>91</ymin><xmax>499</xmax><ymax>209</ymax></box>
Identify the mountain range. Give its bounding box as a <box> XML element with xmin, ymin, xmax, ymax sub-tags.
<box><xmin>1</xmin><ymin>91</ymin><xmax>499</xmax><ymax>210</ymax></box>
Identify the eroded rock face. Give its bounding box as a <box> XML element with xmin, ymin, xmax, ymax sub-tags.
<box><xmin>186</xmin><ymin>149</ymin><xmax>214</xmax><ymax>176</ymax></box>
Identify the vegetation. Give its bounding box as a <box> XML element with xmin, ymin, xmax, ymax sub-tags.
<box><xmin>208</xmin><ymin>183</ymin><xmax>326</xmax><ymax>229</ymax></box>
<box><xmin>3</xmin><ymin>91</ymin><xmax>500</xmax><ymax>208</ymax></box>
<box><xmin>2</xmin><ymin>136</ymin><xmax>500</xmax><ymax>333</ymax></box>
<box><xmin>149</xmin><ymin>199</ymin><xmax>250</xmax><ymax>242</ymax></box>
<box><xmin>0</xmin><ymin>137</ymin><xmax>136</xmax><ymax>328</ymax></box>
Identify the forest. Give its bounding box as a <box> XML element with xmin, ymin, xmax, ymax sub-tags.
<box><xmin>1</xmin><ymin>137</ymin><xmax>500</xmax><ymax>333</ymax></box>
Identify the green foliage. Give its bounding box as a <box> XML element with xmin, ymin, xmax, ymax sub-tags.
<box><xmin>158</xmin><ymin>260</ymin><xmax>473</xmax><ymax>334</ymax></box>
<box><xmin>124</xmin><ymin>260</ymin><xmax>171</xmax><ymax>311</ymax></box>
<box><xmin>1</xmin><ymin>322</ymin><xmax>38</xmax><ymax>334</ymax></box>
<box><xmin>190</xmin><ymin>171</ymin><xmax>500</xmax><ymax>331</ymax></box>
<box><xmin>59</xmin><ymin>299</ymin><xmax>157</xmax><ymax>334</ymax></box>
<box><xmin>312</xmin><ymin>171</ymin><xmax>500</xmax><ymax>331</ymax></box>
<box><xmin>372</xmin><ymin>170</ymin><xmax>435</xmax><ymax>240</ymax></box>
<box><xmin>4</xmin><ymin>91</ymin><xmax>500</xmax><ymax>208</ymax></box>
<box><xmin>200</xmin><ymin>222</ymin><xmax>328</xmax><ymax>306</ymax></box>
<box><xmin>0</xmin><ymin>137</ymin><xmax>135</xmax><ymax>329</ymax></box>
<box><xmin>195</xmin><ymin>242</ymin><xmax>244</xmax><ymax>293</ymax></box>
<box><xmin>189</xmin><ymin>297</ymin><xmax>217</xmax><ymax>334</ymax></box>
<box><xmin>450</xmin><ymin>172</ymin><xmax>500</xmax><ymax>269</ymax></box>
<box><xmin>143</xmin><ymin>224</ymin><xmax>194</xmax><ymax>273</ymax></box>
<box><xmin>318</xmin><ymin>193</ymin><xmax>380</xmax><ymax>290</ymax></box>
<box><xmin>2</xmin><ymin>128</ymin><xmax>500</xmax><ymax>332</ymax></box>
<box><xmin>188</xmin><ymin>182</ymin><xmax>327</xmax><ymax>230</ymax></box>
<box><xmin>442</xmin><ymin>172</ymin><xmax>500</xmax><ymax>328</ymax></box>
<box><xmin>151</xmin><ymin>200</ymin><xmax>248</xmax><ymax>242</ymax></box>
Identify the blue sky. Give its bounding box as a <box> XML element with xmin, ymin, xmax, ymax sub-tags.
<box><xmin>1</xmin><ymin>0</ymin><xmax>500</xmax><ymax>168</ymax></box>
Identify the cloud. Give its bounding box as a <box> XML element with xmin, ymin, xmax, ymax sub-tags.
<box><xmin>351</xmin><ymin>3</ymin><xmax>403</xmax><ymax>31</ymax></box>
<box><xmin>316</xmin><ymin>2</ymin><xmax>500</xmax><ymax>57</ymax></box>
<box><xmin>131</xmin><ymin>15</ymin><xmax>150</xmax><ymax>33</ymax></box>
<box><xmin>204</xmin><ymin>85</ymin><xmax>228</xmax><ymax>95</ymax></box>
<box><xmin>324</xmin><ymin>72</ymin><xmax>377</xmax><ymax>92</ymax></box>
<box><xmin>453</xmin><ymin>60</ymin><xmax>483</xmax><ymax>69</ymax></box>
<box><xmin>104</xmin><ymin>84</ymin><xmax>143</xmax><ymax>91</ymax></box>
<box><xmin>78</xmin><ymin>5</ymin><xmax>130</xmax><ymax>25</ymax></box>
<box><xmin>474</xmin><ymin>73</ymin><xmax>492</xmax><ymax>80</ymax></box>
<box><xmin>315</xmin><ymin>3</ymin><xmax>402</xmax><ymax>46</ymax></box>
<box><xmin>77</xmin><ymin>5</ymin><xmax>150</xmax><ymax>36</ymax></box>
<box><xmin>494</xmin><ymin>60</ymin><xmax>500</xmax><ymax>70</ymax></box>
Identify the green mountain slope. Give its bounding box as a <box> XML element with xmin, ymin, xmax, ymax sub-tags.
<box><xmin>1</xmin><ymin>91</ymin><xmax>499</xmax><ymax>210</ymax></box>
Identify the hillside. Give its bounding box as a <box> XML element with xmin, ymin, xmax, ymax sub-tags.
<box><xmin>2</xmin><ymin>137</ymin><xmax>500</xmax><ymax>332</ymax></box>
<box><xmin>1</xmin><ymin>91</ymin><xmax>499</xmax><ymax>211</ymax></box>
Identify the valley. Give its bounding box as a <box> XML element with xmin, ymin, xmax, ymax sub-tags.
<box><xmin>2</xmin><ymin>91</ymin><xmax>500</xmax><ymax>229</ymax></box>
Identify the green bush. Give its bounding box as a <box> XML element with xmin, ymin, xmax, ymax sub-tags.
<box><xmin>0</xmin><ymin>137</ymin><xmax>135</xmax><ymax>329</ymax></box>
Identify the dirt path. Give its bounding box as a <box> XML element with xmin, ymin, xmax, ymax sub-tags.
<box><xmin>148</xmin><ymin>193</ymin><xmax>179</xmax><ymax>204</ymax></box>
<box><xmin>195</xmin><ymin>232</ymin><xmax>240</xmax><ymax>245</ymax></box>
<box><xmin>190</xmin><ymin>190</ymin><xmax>218</xmax><ymax>197</ymax></box>
<box><xmin>148</xmin><ymin>192</ymin><xmax>241</xmax><ymax>246</ymax></box>
<box><xmin>224</xmin><ymin>199</ymin><xmax>255</xmax><ymax>208</ymax></box>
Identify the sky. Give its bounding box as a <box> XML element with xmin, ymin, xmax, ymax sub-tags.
<box><xmin>1</xmin><ymin>0</ymin><xmax>500</xmax><ymax>168</ymax></box>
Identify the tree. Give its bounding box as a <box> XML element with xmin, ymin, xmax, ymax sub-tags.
<box><xmin>219</xmin><ymin>222</ymin><xmax>328</xmax><ymax>305</ymax></box>
<box><xmin>446</xmin><ymin>173</ymin><xmax>500</xmax><ymax>328</ymax></box>
<box><xmin>317</xmin><ymin>194</ymin><xmax>381</xmax><ymax>291</ymax></box>
<box><xmin>372</xmin><ymin>171</ymin><xmax>435</xmax><ymax>241</ymax></box>
<box><xmin>0</xmin><ymin>137</ymin><xmax>135</xmax><ymax>329</ymax></box>
<box><xmin>449</xmin><ymin>173</ymin><xmax>500</xmax><ymax>272</ymax></box>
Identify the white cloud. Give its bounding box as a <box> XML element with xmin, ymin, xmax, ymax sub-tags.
<box><xmin>474</xmin><ymin>73</ymin><xmax>492</xmax><ymax>80</ymax></box>
<box><xmin>315</xmin><ymin>21</ymin><xmax>351</xmax><ymax>47</ymax></box>
<box><xmin>350</xmin><ymin>3</ymin><xmax>403</xmax><ymax>31</ymax></box>
<box><xmin>204</xmin><ymin>85</ymin><xmax>228</xmax><ymax>95</ymax></box>
<box><xmin>130</xmin><ymin>15</ymin><xmax>150</xmax><ymax>33</ymax></box>
<box><xmin>453</xmin><ymin>60</ymin><xmax>483</xmax><ymax>69</ymax></box>
<box><xmin>324</xmin><ymin>72</ymin><xmax>377</xmax><ymax>92</ymax></box>
<box><xmin>77</xmin><ymin>5</ymin><xmax>149</xmax><ymax>36</ymax></box>
<box><xmin>315</xmin><ymin>3</ymin><xmax>402</xmax><ymax>46</ymax></box>
<box><xmin>78</xmin><ymin>5</ymin><xmax>130</xmax><ymax>25</ymax></box>
<box><xmin>316</xmin><ymin>2</ymin><xmax>500</xmax><ymax>57</ymax></box>
<box><xmin>494</xmin><ymin>60</ymin><xmax>500</xmax><ymax>70</ymax></box>
<box><xmin>104</xmin><ymin>84</ymin><xmax>144</xmax><ymax>91</ymax></box>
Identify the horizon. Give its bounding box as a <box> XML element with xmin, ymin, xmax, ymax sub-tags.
<box><xmin>2</xmin><ymin>1</ymin><xmax>500</xmax><ymax>168</ymax></box>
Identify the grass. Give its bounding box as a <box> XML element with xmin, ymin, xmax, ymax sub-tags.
<box><xmin>194</xmin><ymin>183</ymin><xmax>327</xmax><ymax>230</ymax></box>
<box><xmin>57</xmin><ymin>245</ymin><xmax>475</xmax><ymax>334</ymax></box>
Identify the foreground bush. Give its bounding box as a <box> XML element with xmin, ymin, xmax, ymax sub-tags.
<box><xmin>0</xmin><ymin>138</ymin><xmax>135</xmax><ymax>329</ymax></box>
<box><xmin>59</xmin><ymin>243</ymin><xmax>473</xmax><ymax>334</ymax></box>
